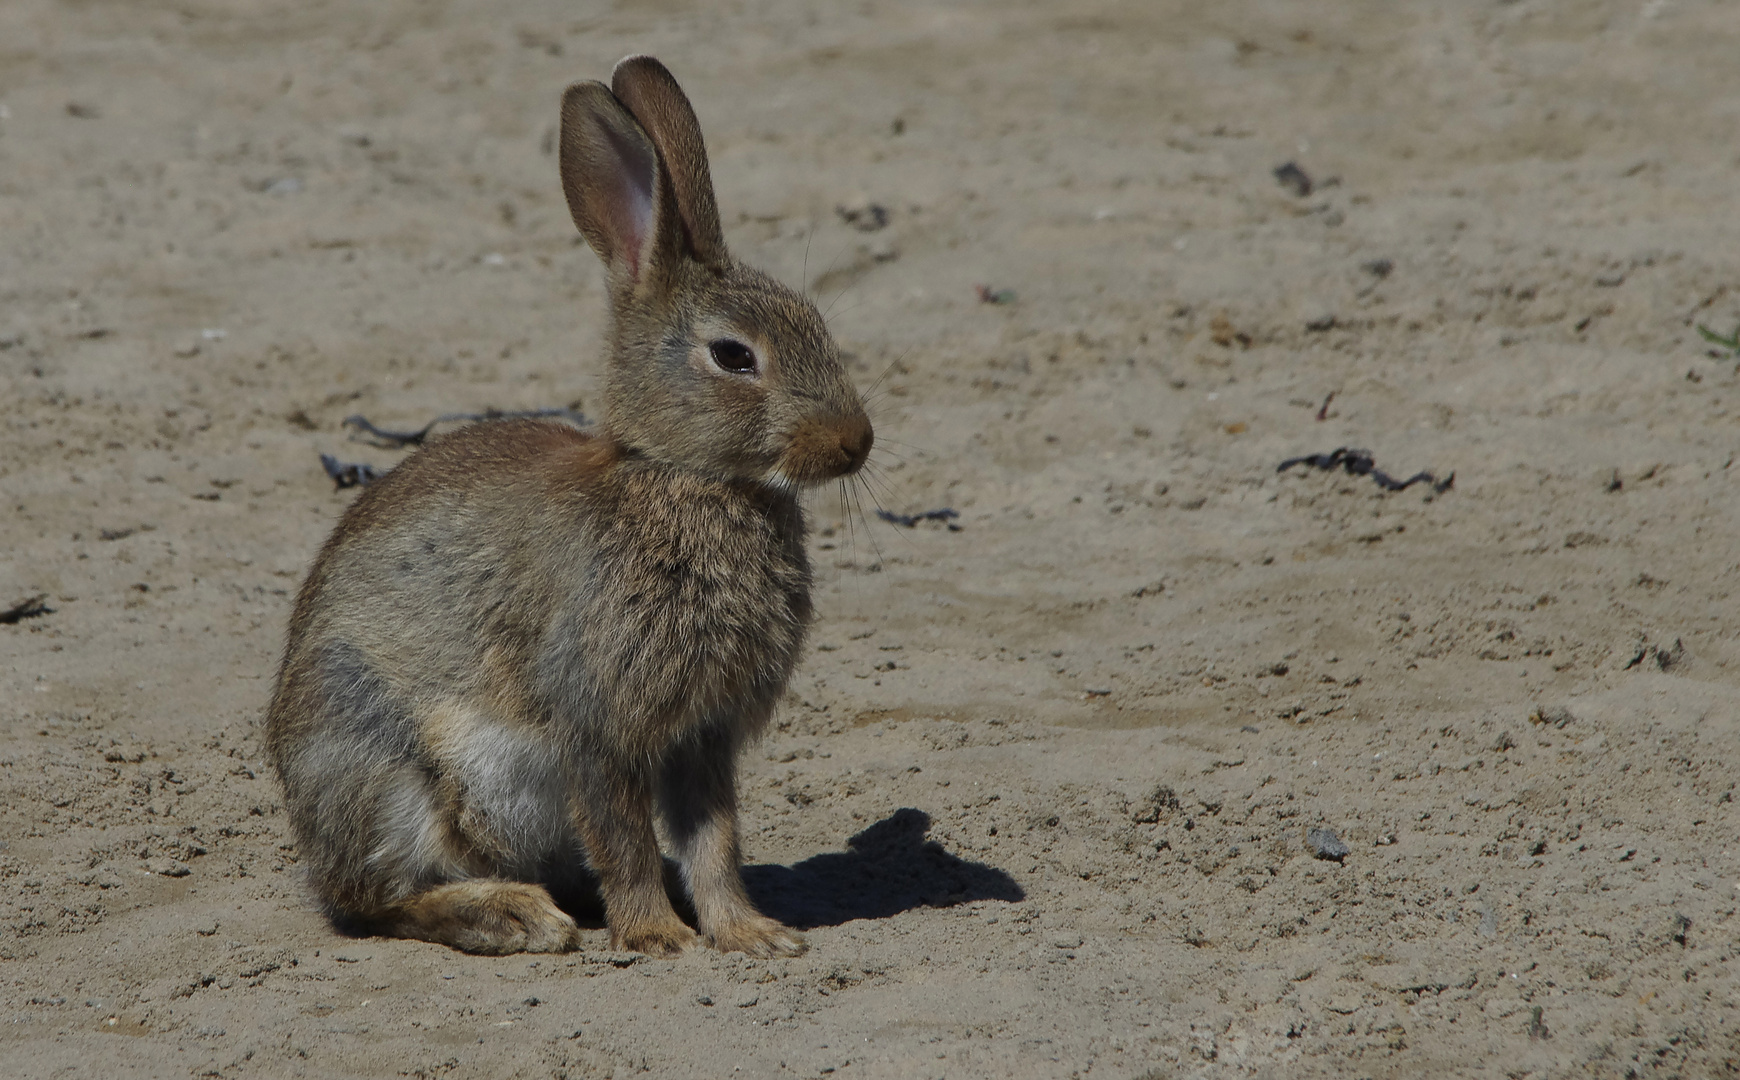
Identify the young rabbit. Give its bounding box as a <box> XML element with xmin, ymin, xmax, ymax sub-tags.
<box><xmin>265</xmin><ymin>56</ymin><xmax>873</xmax><ymax>957</ymax></box>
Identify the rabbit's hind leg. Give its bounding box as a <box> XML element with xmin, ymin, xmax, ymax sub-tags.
<box><xmin>377</xmin><ymin>879</ymin><xmax>581</xmax><ymax>955</ymax></box>
<box><xmin>275</xmin><ymin>644</ymin><xmax>577</xmax><ymax>954</ymax></box>
<box><xmin>659</xmin><ymin>727</ymin><xmax>806</xmax><ymax>958</ymax></box>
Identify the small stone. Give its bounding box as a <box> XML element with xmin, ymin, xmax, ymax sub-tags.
<box><xmin>1529</xmin><ymin>706</ymin><xmax>1576</xmax><ymax>729</ymax></box>
<box><xmin>1050</xmin><ymin>932</ymin><xmax>1084</xmax><ymax>949</ymax></box>
<box><xmin>1306</xmin><ymin>828</ymin><xmax>1350</xmax><ymax>862</ymax></box>
<box><xmin>836</xmin><ymin>199</ymin><xmax>889</xmax><ymax>232</ymax></box>
<box><xmin>1654</xmin><ymin>638</ymin><xmax>1686</xmax><ymax>671</ymax></box>
<box><xmin>1527</xmin><ymin>1005</ymin><xmax>1549</xmax><ymax>1040</ymax></box>
<box><xmin>1273</xmin><ymin>161</ymin><xmax>1313</xmax><ymax>197</ymax></box>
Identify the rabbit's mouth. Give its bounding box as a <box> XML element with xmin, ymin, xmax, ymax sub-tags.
<box><xmin>772</xmin><ymin>414</ymin><xmax>874</xmax><ymax>487</ymax></box>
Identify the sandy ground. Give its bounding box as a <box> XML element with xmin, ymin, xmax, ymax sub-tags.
<box><xmin>4</xmin><ymin>1</ymin><xmax>1740</xmax><ymax>1076</ymax></box>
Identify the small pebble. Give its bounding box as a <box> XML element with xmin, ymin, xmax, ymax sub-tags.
<box><xmin>1307</xmin><ymin>827</ymin><xmax>1350</xmax><ymax>862</ymax></box>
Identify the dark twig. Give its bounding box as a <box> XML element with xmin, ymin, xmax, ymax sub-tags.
<box><xmin>343</xmin><ymin>407</ymin><xmax>589</xmax><ymax>449</ymax></box>
<box><xmin>1314</xmin><ymin>391</ymin><xmax>1336</xmax><ymax>421</ymax></box>
<box><xmin>1278</xmin><ymin>447</ymin><xmax>1453</xmax><ymax>494</ymax></box>
<box><xmin>875</xmin><ymin>507</ymin><xmax>960</xmax><ymax>530</ymax></box>
<box><xmin>1696</xmin><ymin>322</ymin><xmax>1740</xmax><ymax>357</ymax></box>
<box><xmin>0</xmin><ymin>593</ymin><xmax>53</xmax><ymax>624</ymax></box>
<box><xmin>320</xmin><ymin>454</ymin><xmax>384</xmax><ymax>489</ymax></box>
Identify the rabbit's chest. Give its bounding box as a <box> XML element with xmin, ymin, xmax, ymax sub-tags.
<box><xmin>548</xmin><ymin>480</ymin><xmax>811</xmax><ymax>737</ymax></box>
<box><xmin>620</xmin><ymin>513</ymin><xmax>811</xmax><ymax>650</ymax></box>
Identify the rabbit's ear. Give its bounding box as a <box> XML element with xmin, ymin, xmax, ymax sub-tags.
<box><xmin>560</xmin><ymin>80</ymin><xmax>666</xmax><ymax>285</ymax></box>
<box><xmin>609</xmin><ymin>56</ymin><xmax>727</xmax><ymax>269</ymax></box>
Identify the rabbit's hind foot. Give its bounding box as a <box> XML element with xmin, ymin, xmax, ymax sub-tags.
<box><xmin>706</xmin><ymin>913</ymin><xmax>807</xmax><ymax>958</ymax></box>
<box><xmin>382</xmin><ymin>880</ymin><xmax>582</xmax><ymax>955</ymax></box>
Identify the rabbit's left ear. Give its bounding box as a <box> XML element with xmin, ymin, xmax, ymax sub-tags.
<box><xmin>560</xmin><ymin>79</ymin><xmax>665</xmax><ymax>286</ymax></box>
<box><xmin>610</xmin><ymin>55</ymin><xmax>728</xmax><ymax>270</ymax></box>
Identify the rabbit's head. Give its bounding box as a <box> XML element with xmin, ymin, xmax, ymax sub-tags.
<box><xmin>560</xmin><ymin>56</ymin><xmax>872</xmax><ymax>489</ymax></box>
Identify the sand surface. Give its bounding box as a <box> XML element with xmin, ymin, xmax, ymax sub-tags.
<box><xmin>3</xmin><ymin>1</ymin><xmax>1739</xmax><ymax>1076</ymax></box>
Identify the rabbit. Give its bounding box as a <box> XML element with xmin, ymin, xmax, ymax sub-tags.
<box><xmin>264</xmin><ymin>55</ymin><xmax>873</xmax><ymax>958</ymax></box>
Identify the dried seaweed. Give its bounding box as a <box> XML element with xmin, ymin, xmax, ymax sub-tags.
<box><xmin>319</xmin><ymin>454</ymin><xmax>383</xmax><ymax>489</ymax></box>
<box><xmin>343</xmin><ymin>407</ymin><xmax>589</xmax><ymax>449</ymax></box>
<box><xmin>1</xmin><ymin>593</ymin><xmax>53</xmax><ymax>624</ymax></box>
<box><xmin>1278</xmin><ymin>447</ymin><xmax>1453</xmax><ymax>494</ymax></box>
<box><xmin>876</xmin><ymin>508</ymin><xmax>961</xmax><ymax>529</ymax></box>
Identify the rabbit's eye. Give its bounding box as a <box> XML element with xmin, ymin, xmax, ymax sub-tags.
<box><xmin>708</xmin><ymin>339</ymin><xmax>758</xmax><ymax>374</ymax></box>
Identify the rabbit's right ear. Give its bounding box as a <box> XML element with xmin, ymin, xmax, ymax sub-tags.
<box><xmin>609</xmin><ymin>57</ymin><xmax>727</xmax><ymax>271</ymax></box>
<box><xmin>559</xmin><ymin>81</ymin><xmax>665</xmax><ymax>286</ymax></box>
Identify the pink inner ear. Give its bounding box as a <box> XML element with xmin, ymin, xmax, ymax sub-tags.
<box><xmin>603</xmin><ymin>124</ymin><xmax>657</xmax><ymax>281</ymax></box>
<box><xmin>621</xmin><ymin>173</ymin><xmax>653</xmax><ymax>278</ymax></box>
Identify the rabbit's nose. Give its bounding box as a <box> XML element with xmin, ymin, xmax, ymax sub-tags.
<box><xmin>782</xmin><ymin>413</ymin><xmax>874</xmax><ymax>484</ymax></box>
<box><xmin>837</xmin><ymin>416</ymin><xmax>874</xmax><ymax>474</ymax></box>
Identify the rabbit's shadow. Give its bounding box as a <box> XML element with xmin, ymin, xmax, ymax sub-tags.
<box><xmin>740</xmin><ymin>807</ymin><xmax>1025</xmax><ymax>929</ymax></box>
<box><xmin>543</xmin><ymin>808</ymin><xmax>1023</xmax><ymax>932</ymax></box>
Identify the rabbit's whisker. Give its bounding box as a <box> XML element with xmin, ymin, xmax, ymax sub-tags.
<box><xmin>870</xmin><ymin>434</ymin><xmax>931</xmax><ymax>453</ymax></box>
<box><xmin>862</xmin><ymin>444</ymin><xmax>911</xmax><ymax>465</ymax></box>
<box><xmin>810</xmin><ymin>240</ymin><xmax>852</xmax><ymax>302</ymax></box>
<box><xmin>824</xmin><ymin>297</ymin><xmax>870</xmax><ymax>324</ymax></box>
<box><xmin>802</xmin><ymin>223</ymin><xmax>813</xmax><ymax>293</ymax></box>
<box><xmin>846</xmin><ymin>478</ymin><xmax>884</xmax><ymax>570</ymax></box>
<box><xmin>862</xmin><ymin>349</ymin><xmax>911</xmax><ymax>398</ymax></box>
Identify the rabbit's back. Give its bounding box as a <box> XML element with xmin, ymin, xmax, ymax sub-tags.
<box><xmin>276</xmin><ymin>416</ymin><xmax>815</xmax><ymax>737</ymax></box>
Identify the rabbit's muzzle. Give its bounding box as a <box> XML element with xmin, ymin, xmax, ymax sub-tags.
<box><xmin>780</xmin><ymin>412</ymin><xmax>874</xmax><ymax>485</ymax></box>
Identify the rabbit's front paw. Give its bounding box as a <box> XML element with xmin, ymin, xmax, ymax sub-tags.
<box><xmin>612</xmin><ymin>917</ymin><xmax>700</xmax><ymax>958</ymax></box>
<box><xmin>706</xmin><ymin>915</ymin><xmax>808</xmax><ymax>958</ymax></box>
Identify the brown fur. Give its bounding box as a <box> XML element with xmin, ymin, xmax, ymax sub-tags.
<box><xmin>265</xmin><ymin>57</ymin><xmax>869</xmax><ymax>957</ymax></box>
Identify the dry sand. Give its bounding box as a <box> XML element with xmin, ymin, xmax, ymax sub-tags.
<box><xmin>3</xmin><ymin>1</ymin><xmax>1738</xmax><ymax>1076</ymax></box>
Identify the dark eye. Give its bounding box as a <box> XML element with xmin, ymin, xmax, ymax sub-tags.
<box><xmin>708</xmin><ymin>339</ymin><xmax>758</xmax><ymax>374</ymax></box>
